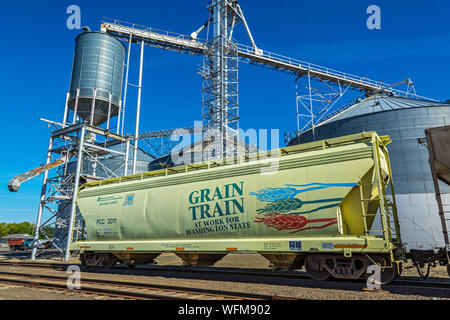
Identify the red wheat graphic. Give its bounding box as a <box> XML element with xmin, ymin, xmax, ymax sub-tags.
<box><xmin>254</xmin><ymin>213</ymin><xmax>337</xmax><ymax>234</ymax></box>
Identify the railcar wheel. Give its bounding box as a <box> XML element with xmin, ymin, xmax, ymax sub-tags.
<box><xmin>380</xmin><ymin>266</ymin><xmax>397</xmax><ymax>284</ymax></box>
<box><xmin>80</xmin><ymin>254</ymin><xmax>89</xmax><ymax>268</ymax></box>
<box><xmin>103</xmin><ymin>255</ymin><xmax>118</xmax><ymax>270</ymax></box>
<box><xmin>369</xmin><ymin>256</ymin><xmax>400</xmax><ymax>284</ymax></box>
<box><xmin>305</xmin><ymin>255</ymin><xmax>331</xmax><ymax>281</ymax></box>
<box><xmin>379</xmin><ymin>261</ymin><xmax>400</xmax><ymax>284</ymax></box>
<box><xmin>447</xmin><ymin>264</ymin><xmax>450</xmax><ymax>278</ymax></box>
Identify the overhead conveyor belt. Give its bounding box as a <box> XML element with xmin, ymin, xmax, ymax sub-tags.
<box><xmin>101</xmin><ymin>20</ymin><xmax>414</xmax><ymax>97</ymax></box>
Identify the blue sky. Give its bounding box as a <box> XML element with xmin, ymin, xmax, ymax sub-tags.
<box><xmin>0</xmin><ymin>0</ymin><xmax>449</xmax><ymax>223</ymax></box>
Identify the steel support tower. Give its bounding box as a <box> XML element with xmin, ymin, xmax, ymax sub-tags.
<box><xmin>31</xmin><ymin>122</ymin><xmax>129</xmax><ymax>261</ymax></box>
<box><xmin>200</xmin><ymin>0</ymin><xmax>240</xmax><ymax>159</ymax></box>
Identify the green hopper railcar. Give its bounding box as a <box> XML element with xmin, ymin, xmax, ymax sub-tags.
<box><xmin>71</xmin><ymin>132</ymin><xmax>405</xmax><ymax>283</ymax></box>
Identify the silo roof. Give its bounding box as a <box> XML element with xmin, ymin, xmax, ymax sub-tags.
<box><xmin>319</xmin><ymin>95</ymin><xmax>449</xmax><ymax>126</ymax></box>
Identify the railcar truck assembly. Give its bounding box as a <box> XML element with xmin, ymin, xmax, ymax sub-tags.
<box><xmin>71</xmin><ymin>132</ymin><xmax>405</xmax><ymax>283</ymax></box>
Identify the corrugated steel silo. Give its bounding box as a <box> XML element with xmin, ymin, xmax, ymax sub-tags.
<box><xmin>68</xmin><ymin>32</ymin><xmax>126</xmax><ymax>126</ymax></box>
<box><xmin>289</xmin><ymin>95</ymin><xmax>450</xmax><ymax>250</ymax></box>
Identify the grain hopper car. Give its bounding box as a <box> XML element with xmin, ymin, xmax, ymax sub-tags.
<box><xmin>414</xmin><ymin>125</ymin><xmax>450</xmax><ymax>278</ymax></box>
<box><xmin>71</xmin><ymin>132</ymin><xmax>408</xmax><ymax>283</ymax></box>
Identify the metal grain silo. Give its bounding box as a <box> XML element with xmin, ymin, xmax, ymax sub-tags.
<box><xmin>289</xmin><ymin>95</ymin><xmax>450</xmax><ymax>250</ymax></box>
<box><xmin>68</xmin><ymin>32</ymin><xmax>126</xmax><ymax>126</ymax></box>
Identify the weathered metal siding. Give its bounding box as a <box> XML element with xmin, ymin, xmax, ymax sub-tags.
<box><xmin>291</xmin><ymin>106</ymin><xmax>450</xmax><ymax>250</ymax></box>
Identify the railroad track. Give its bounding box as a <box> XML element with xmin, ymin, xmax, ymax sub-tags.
<box><xmin>0</xmin><ymin>269</ymin><xmax>293</xmax><ymax>300</ymax></box>
<box><xmin>0</xmin><ymin>261</ymin><xmax>448</xmax><ymax>298</ymax></box>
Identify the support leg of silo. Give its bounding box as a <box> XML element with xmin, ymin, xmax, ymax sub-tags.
<box><xmin>124</xmin><ymin>140</ymin><xmax>130</xmax><ymax>176</ymax></box>
<box><xmin>106</xmin><ymin>93</ymin><xmax>112</xmax><ymax>131</ymax></box>
<box><xmin>89</xmin><ymin>88</ymin><xmax>97</xmax><ymax>126</ymax></box>
<box><xmin>116</xmin><ymin>100</ymin><xmax>122</xmax><ymax>135</ymax></box>
<box><xmin>133</xmin><ymin>41</ymin><xmax>144</xmax><ymax>175</ymax></box>
<box><xmin>64</xmin><ymin>125</ymin><xmax>86</xmax><ymax>262</ymax></box>
<box><xmin>72</xmin><ymin>88</ymin><xmax>80</xmax><ymax>124</ymax></box>
<box><xmin>63</xmin><ymin>92</ymin><xmax>70</xmax><ymax>128</ymax></box>
<box><xmin>121</xmin><ymin>34</ymin><xmax>133</xmax><ymax>137</ymax></box>
<box><xmin>31</xmin><ymin>137</ymin><xmax>53</xmax><ymax>261</ymax></box>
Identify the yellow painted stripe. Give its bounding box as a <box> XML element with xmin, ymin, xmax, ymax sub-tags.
<box><xmin>334</xmin><ymin>244</ymin><xmax>366</xmax><ymax>249</ymax></box>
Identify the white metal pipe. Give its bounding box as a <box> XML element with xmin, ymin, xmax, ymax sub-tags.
<box><xmin>191</xmin><ymin>18</ymin><xmax>213</xmax><ymax>40</ymax></box>
<box><xmin>307</xmin><ymin>70</ymin><xmax>315</xmax><ymax>140</ymax></box>
<box><xmin>236</xmin><ymin>5</ymin><xmax>258</xmax><ymax>50</ymax></box>
<box><xmin>31</xmin><ymin>137</ymin><xmax>53</xmax><ymax>260</ymax></box>
<box><xmin>83</xmin><ymin>143</ymin><xmax>125</xmax><ymax>155</ymax></box>
<box><xmin>295</xmin><ymin>83</ymin><xmax>300</xmax><ymax>133</ymax></box>
<box><xmin>124</xmin><ymin>140</ymin><xmax>130</xmax><ymax>176</ymax></box>
<box><xmin>63</xmin><ymin>92</ymin><xmax>70</xmax><ymax>128</ymax></box>
<box><xmin>228</xmin><ymin>14</ymin><xmax>236</xmax><ymax>41</ymax></box>
<box><xmin>116</xmin><ymin>100</ymin><xmax>122</xmax><ymax>135</ymax></box>
<box><xmin>72</xmin><ymin>88</ymin><xmax>80</xmax><ymax>124</ymax></box>
<box><xmin>64</xmin><ymin>125</ymin><xmax>86</xmax><ymax>261</ymax></box>
<box><xmin>122</xmin><ymin>34</ymin><xmax>133</xmax><ymax>137</ymax></box>
<box><xmin>106</xmin><ymin>93</ymin><xmax>112</xmax><ymax>131</ymax></box>
<box><xmin>133</xmin><ymin>41</ymin><xmax>145</xmax><ymax>175</ymax></box>
<box><xmin>90</xmin><ymin>88</ymin><xmax>97</xmax><ymax>126</ymax></box>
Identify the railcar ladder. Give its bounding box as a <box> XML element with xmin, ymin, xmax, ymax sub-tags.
<box><xmin>367</xmin><ymin>135</ymin><xmax>404</xmax><ymax>262</ymax></box>
<box><xmin>438</xmin><ymin>191</ymin><xmax>450</xmax><ymax>250</ymax></box>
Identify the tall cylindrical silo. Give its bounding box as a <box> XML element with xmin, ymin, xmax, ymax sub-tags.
<box><xmin>68</xmin><ymin>32</ymin><xmax>126</xmax><ymax>127</ymax></box>
<box><xmin>289</xmin><ymin>95</ymin><xmax>450</xmax><ymax>250</ymax></box>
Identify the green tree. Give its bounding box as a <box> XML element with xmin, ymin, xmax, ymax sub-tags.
<box><xmin>40</xmin><ymin>226</ymin><xmax>55</xmax><ymax>239</ymax></box>
<box><xmin>0</xmin><ymin>222</ymin><xmax>56</xmax><ymax>239</ymax></box>
<box><xmin>0</xmin><ymin>222</ymin><xmax>35</xmax><ymax>237</ymax></box>
<box><xmin>0</xmin><ymin>223</ymin><xmax>6</xmax><ymax>238</ymax></box>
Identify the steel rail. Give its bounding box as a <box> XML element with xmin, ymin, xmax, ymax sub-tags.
<box><xmin>0</xmin><ymin>261</ymin><xmax>448</xmax><ymax>298</ymax></box>
<box><xmin>0</xmin><ymin>268</ymin><xmax>293</xmax><ymax>300</ymax></box>
<box><xmin>0</xmin><ymin>273</ymin><xmax>149</xmax><ymax>300</ymax></box>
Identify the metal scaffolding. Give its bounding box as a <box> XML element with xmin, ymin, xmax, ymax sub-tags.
<box><xmin>294</xmin><ymin>73</ymin><xmax>352</xmax><ymax>138</ymax></box>
<box><xmin>292</xmin><ymin>77</ymin><xmax>425</xmax><ymax>141</ymax></box>
<box><xmin>31</xmin><ymin>123</ymin><xmax>129</xmax><ymax>261</ymax></box>
<box><xmin>134</xmin><ymin>126</ymin><xmax>202</xmax><ymax>159</ymax></box>
<box><xmin>200</xmin><ymin>0</ymin><xmax>240</xmax><ymax>159</ymax></box>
